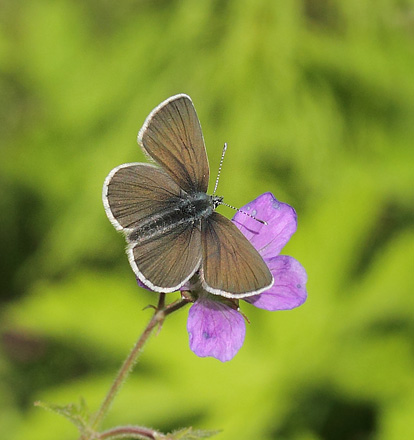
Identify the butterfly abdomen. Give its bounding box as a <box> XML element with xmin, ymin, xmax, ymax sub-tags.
<box><xmin>127</xmin><ymin>192</ymin><xmax>215</xmax><ymax>244</ymax></box>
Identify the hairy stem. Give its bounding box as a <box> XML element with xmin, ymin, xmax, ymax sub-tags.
<box><xmin>99</xmin><ymin>425</ymin><xmax>160</xmax><ymax>439</ymax></box>
<box><xmin>90</xmin><ymin>297</ymin><xmax>190</xmax><ymax>432</ymax></box>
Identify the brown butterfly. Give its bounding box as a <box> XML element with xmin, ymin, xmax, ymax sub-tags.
<box><xmin>103</xmin><ymin>94</ymin><xmax>273</xmax><ymax>298</ymax></box>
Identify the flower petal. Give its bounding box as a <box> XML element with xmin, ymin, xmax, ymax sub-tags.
<box><xmin>187</xmin><ymin>296</ymin><xmax>246</xmax><ymax>362</ymax></box>
<box><xmin>245</xmin><ymin>256</ymin><xmax>307</xmax><ymax>311</ymax></box>
<box><xmin>232</xmin><ymin>192</ymin><xmax>297</xmax><ymax>259</ymax></box>
<box><xmin>136</xmin><ymin>277</ymin><xmax>152</xmax><ymax>291</ymax></box>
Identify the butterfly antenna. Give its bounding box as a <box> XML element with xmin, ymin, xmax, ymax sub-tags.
<box><xmin>213</xmin><ymin>143</ymin><xmax>228</xmax><ymax>196</ymax></box>
<box><xmin>213</xmin><ymin>143</ymin><xmax>267</xmax><ymax>225</ymax></box>
<box><xmin>220</xmin><ymin>201</ymin><xmax>268</xmax><ymax>225</ymax></box>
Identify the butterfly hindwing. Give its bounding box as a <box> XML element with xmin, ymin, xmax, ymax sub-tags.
<box><xmin>128</xmin><ymin>222</ymin><xmax>202</xmax><ymax>293</ymax></box>
<box><xmin>201</xmin><ymin>212</ymin><xmax>273</xmax><ymax>298</ymax></box>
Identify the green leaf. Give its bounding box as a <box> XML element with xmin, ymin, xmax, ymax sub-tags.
<box><xmin>34</xmin><ymin>398</ymin><xmax>90</xmax><ymax>435</ymax></box>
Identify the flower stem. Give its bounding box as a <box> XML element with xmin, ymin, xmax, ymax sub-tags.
<box><xmin>90</xmin><ymin>297</ymin><xmax>190</xmax><ymax>432</ymax></box>
<box><xmin>99</xmin><ymin>425</ymin><xmax>160</xmax><ymax>439</ymax></box>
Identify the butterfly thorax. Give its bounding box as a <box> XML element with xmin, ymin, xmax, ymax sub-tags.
<box><xmin>127</xmin><ymin>192</ymin><xmax>223</xmax><ymax>243</ymax></box>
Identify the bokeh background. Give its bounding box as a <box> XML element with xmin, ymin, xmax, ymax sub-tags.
<box><xmin>1</xmin><ymin>1</ymin><xmax>414</xmax><ymax>439</ymax></box>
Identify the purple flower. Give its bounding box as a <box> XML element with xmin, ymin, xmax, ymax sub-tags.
<box><xmin>187</xmin><ymin>192</ymin><xmax>307</xmax><ymax>362</ymax></box>
<box><xmin>138</xmin><ymin>192</ymin><xmax>307</xmax><ymax>362</ymax></box>
<box><xmin>187</xmin><ymin>295</ymin><xmax>246</xmax><ymax>362</ymax></box>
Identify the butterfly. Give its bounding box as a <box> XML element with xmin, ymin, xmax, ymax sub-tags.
<box><xmin>103</xmin><ymin>94</ymin><xmax>273</xmax><ymax>298</ymax></box>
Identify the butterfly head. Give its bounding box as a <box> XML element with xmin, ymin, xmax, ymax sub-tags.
<box><xmin>212</xmin><ymin>195</ymin><xmax>224</xmax><ymax>210</ymax></box>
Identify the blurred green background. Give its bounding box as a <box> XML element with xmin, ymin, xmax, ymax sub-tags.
<box><xmin>1</xmin><ymin>0</ymin><xmax>414</xmax><ymax>439</ymax></box>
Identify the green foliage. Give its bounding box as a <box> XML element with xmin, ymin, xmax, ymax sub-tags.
<box><xmin>1</xmin><ymin>1</ymin><xmax>414</xmax><ymax>439</ymax></box>
<box><xmin>34</xmin><ymin>399</ymin><xmax>90</xmax><ymax>435</ymax></box>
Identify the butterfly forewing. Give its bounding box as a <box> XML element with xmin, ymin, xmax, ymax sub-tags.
<box><xmin>201</xmin><ymin>212</ymin><xmax>273</xmax><ymax>298</ymax></box>
<box><xmin>128</xmin><ymin>223</ymin><xmax>202</xmax><ymax>292</ymax></box>
<box><xmin>138</xmin><ymin>94</ymin><xmax>209</xmax><ymax>194</ymax></box>
<box><xmin>103</xmin><ymin>163</ymin><xmax>183</xmax><ymax>232</ymax></box>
